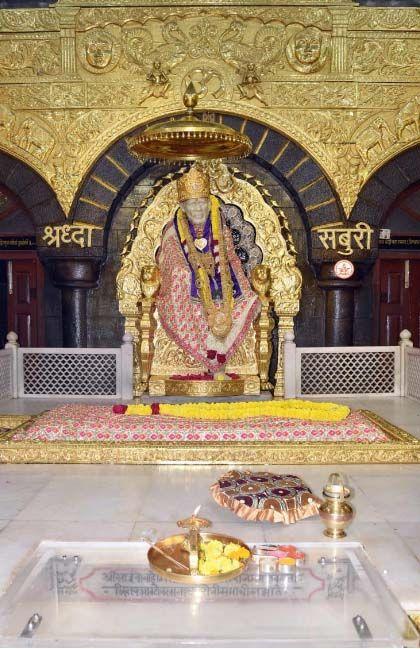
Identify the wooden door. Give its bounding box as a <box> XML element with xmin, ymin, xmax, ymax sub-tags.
<box><xmin>379</xmin><ymin>259</ymin><xmax>420</xmax><ymax>347</ymax></box>
<box><xmin>407</xmin><ymin>260</ymin><xmax>420</xmax><ymax>347</ymax></box>
<box><xmin>7</xmin><ymin>258</ymin><xmax>43</xmax><ymax>347</ymax></box>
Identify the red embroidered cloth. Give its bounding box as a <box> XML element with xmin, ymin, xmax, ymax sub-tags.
<box><xmin>12</xmin><ymin>404</ymin><xmax>389</xmax><ymax>443</ymax></box>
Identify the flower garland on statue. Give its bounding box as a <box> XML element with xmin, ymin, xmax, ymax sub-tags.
<box><xmin>177</xmin><ymin>194</ymin><xmax>233</xmax><ymax>340</ymax></box>
<box><xmin>115</xmin><ymin>400</ymin><xmax>350</xmax><ymax>422</ymax></box>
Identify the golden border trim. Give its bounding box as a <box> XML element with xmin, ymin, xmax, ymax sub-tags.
<box><xmin>0</xmin><ymin>410</ymin><xmax>419</xmax><ymax>465</ymax></box>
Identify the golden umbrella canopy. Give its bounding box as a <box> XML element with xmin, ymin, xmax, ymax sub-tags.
<box><xmin>128</xmin><ymin>84</ymin><xmax>252</xmax><ymax>162</ymax></box>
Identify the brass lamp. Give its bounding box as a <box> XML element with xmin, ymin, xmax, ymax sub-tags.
<box><xmin>128</xmin><ymin>83</ymin><xmax>252</xmax><ymax>162</ymax></box>
<box><xmin>319</xmin><ymin>472</ymin><xmax>354</xmax><ymax>539</ymax></box>
<box><xmin>177</xmin><ymin>510</ymin><xmax>211</xmax><ymax>575</ymax></box>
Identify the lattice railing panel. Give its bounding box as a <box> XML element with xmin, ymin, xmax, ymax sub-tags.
<box><xmin>299</xmin><ymin>351</ymin><xmax>397</xmax><ymax>395</ymax></box>
<box><xmin>0</xmin><ymin>351</ymin><xmax>12</xmax><ymax>399</ymax></box>
<box><xmin>22</xmin><ymin>353</ymin><xmax>117</xmax><ymax>396</ymax></box>
<box><xmin>406</xmin><ymin>349</ymin><xmax>420</xmax><ymax>401</ymax></box>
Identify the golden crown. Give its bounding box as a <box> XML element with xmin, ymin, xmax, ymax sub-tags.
<box><xmin>177</xmin><ymin>166</ymin><xmax>210</xmax><ymax>203</ymax></box>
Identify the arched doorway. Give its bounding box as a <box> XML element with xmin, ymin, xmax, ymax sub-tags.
<box><xmin>350</xmin><ymin>144</ymin><xmax>420</xmax><ymax>346</ymax></box>
<box><xmin>0</xmin><ymin>151</ymin><xmax>66</xmax><ymax>347</ymax></box>
<box><xmin>376</xmin><ymin>181</ymin><xmax>420</xmax><ymax>347</ymax></box>
<box><xmin>70</xmin><ymin>113</ymin><xmax>347</xmax><ymax>349</ymax></box>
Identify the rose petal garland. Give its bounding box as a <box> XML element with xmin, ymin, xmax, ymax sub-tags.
<box><xmin>122</xmin><ymin>399</ymin><xmax>350</xmax><ymax>422</ymax></box>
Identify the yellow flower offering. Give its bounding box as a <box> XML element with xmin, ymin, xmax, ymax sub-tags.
<box><xmin>199</xmin><ymin>540</ymin><xmax>250</xmax><ymax>575</ymax></box>
<box><xmin>126</xmin><ymin>399</ymin><xmax>350</xmax><ymax>422</ymax></box>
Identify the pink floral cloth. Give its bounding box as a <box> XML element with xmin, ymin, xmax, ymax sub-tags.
<box><xmin>12</xmin><ymin>404</ymin><xmax>389</xmax><ymax>443</ymax></box>
<box><xmin>156</xmin><ymin>221</ymin><xmax>260</xmax><ymax>371</ymax></box>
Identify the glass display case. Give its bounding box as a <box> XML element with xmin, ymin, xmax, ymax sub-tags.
<box><xmin>0</xmin><ymin>541</ymin><xmax>417</xmax><ymax>647</ymax></box>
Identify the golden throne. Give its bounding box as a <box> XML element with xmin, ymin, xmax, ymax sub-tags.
<box><xmin>117</xmin><ymin>163</ymin><xmax>301</xmax><ymax>398</ymax></box>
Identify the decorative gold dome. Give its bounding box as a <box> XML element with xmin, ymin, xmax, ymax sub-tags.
<box><xmin>128</xmin><ymin>84</ymin><xmax>252</xmax><ymax>162</ymax></box>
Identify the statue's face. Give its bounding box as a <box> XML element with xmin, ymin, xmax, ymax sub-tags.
<box><xmin>295</xmin><ymin>30</ymin><xmax>321</xmax><ymax>64</ymax></box>
<box><xmin>181</xmin><ymin>197</ymin><xmax>210</xmax><ymax>225</ymax></box>
<box><xmin>86</xmin><ymin>39</ymin><xmax>113</xmax><ymax>68</ymax></box>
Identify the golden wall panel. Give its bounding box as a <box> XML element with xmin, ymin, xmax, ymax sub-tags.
<box><xmin>0</xmin><ymin>0</ymin><xmax>418</xmax><ymax>217</ymax></box>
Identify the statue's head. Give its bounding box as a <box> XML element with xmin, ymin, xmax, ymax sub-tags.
<box><xmin>177</xmin><ymin>166</ymin><xmax>211</xmax><ymax>223</ymax></box>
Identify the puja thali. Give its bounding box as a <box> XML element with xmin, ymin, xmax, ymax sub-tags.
<box><xmin>147</xmin><ymin>511</ymin><xmax>252</xmax><ymax>584</ymax></box>
<box><xmin>148</xmin><ymin>532</ymin><xmax>252</xmax><ymax>584</ymax></box>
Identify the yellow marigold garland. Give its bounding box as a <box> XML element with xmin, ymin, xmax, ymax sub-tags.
<box><xmin>125</xmin><ymin>399</ymin><xmax>350</xmax><ymax>422</ymax></box>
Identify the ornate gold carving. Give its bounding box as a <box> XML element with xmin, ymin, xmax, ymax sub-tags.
<box><xmin>251</xmin><ymin>264</ymin><xmax>274</xmax><ymax>390</ymax></box>
<box><xmin>150</xmin><ymin>324</ymin><xmax>258</xmax><ymax>378</ymax></box>
<box><xmin>117</xmin><ymin>164</ymin><xmax>300</xmax><ymax>396</ymax></box>
<box><xmin>0</xmin><ymin>414</ymin><xmax>32</xmax><ymax>430</ymax></box>
<box><xmin>349</xmin><ymin>8</ymin><xmax>420</xmax><ymax>32</ymax></box>
<box><xmin>237</xmin><ymin>63</ymin><xmax>268</xmax><ymax>106</ymax></box>
<box><xmin>0</xmin><ymin>2</ymin><xmax>417</xmax><ymax>219</ymax></box>
<box><xmin>286</xmin><ymin>25</ymin><xmax>330</xmax><ymax>74</ymax></box>
<box><xmin>149</xmin><ymin>375</ymin><xmax>259</xmax><ymax>397</ymax></box>
<box><xmin>0</xmin><ymin>9</ymin><xmax>58</xmax><ymax>33</ymax></box>
<box><xmin>182</xmin><ymin>68</ymin><xmax>225</xmax><ymax>100</ymax></box>
<box><xmin>395</xmin><ymin>95</ymin><xmax>420</xmax><ymax>141</ymax></box>
<box><xmin>352</xmin><ymin>38</ymin><xmax>420</xmax><ymax>78</ymax></box>
<box><xmin>1</xmin><ymin>410</ymin><xmax>419</xmax><ymax>466</ymax></box>
<box><xmin>0</xmin><ymin>37</ymin><xmax>60</xmax><ymax>77</ymax></box>
<box><xmin>137</xmin><ymin>265</ymin><xmax>160</xmax><ymax>392</ymax></box>
<box><xmin>78</xmin><ymin>27</ymin><xmax>121</xmax><ymax>73</ymax></box>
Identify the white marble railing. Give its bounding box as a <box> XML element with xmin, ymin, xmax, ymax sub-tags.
<box><xmin>1</xmin><ymin>330</ymin><xmax>419</xmax><ymax>402</ymax></box>
<box><xmin>284</xmin><ymin>330</ymin><xmax>416</xmax><ymax>399</ymax></box>
<box><xmin>1</xmin><ymin>332</ymin><xmax>133</xmax><ymax>400</ymax></box>
<box><xmin>0</xmin><ymin>348</ymin><xmax>13</xmax><ymax>400</ymax></box>
<box><xmin>405</xmin><ymin>347</ymin><xmax>420</xmax><ymax>402</ymax></box>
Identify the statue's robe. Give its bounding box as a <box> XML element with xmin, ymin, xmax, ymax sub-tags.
<box><xmin>156</xmin><ymin>209</ymin><xmax>260</xmax><ymax>372</ymax></box>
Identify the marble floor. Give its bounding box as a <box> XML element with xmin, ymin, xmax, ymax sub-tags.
<box><xmin>0</xmin><ymin>396</ymin><xmax>419</xmax><ymax>638</ymax></box>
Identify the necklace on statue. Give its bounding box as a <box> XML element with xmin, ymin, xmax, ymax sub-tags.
<box><xmin>192</xmin><ymin>223</ymin><xmax>208</xmax><ymax>252</ymax></box>
<box><xmin>177</xmin><ymin>201</ymin><xmax>233</xmax><ymax>340</ymax></box>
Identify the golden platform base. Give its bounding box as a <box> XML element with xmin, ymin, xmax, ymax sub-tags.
<box><xmin>0</xmin><ymin>411</ymin><xmax>419</xmax><ymax>465</ymax></box>
<box><xmin>148</xmin><ymin>375</ymin><xmax>260</xmax><ymax>397</ymax></box>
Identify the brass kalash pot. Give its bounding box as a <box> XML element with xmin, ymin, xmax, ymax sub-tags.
<box><xmin>319</xmin><ymin>473</ymin><xmax>354</xmax><ymax>539</ymax></box>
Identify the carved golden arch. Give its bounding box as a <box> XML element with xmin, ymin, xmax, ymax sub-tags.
<box><xmin>117</xmin><ymin>163</ymin><xmax>302</xmax><ymax>397</ymax></box>
<box><xmin>70</xmin><ymin>100</ymin><xmax>341</xmax><ymax>217</ymax></box>
<box><xmin>0</xmin><ymin>143</ymin><xmax>52</xmax><ymax>187</ymax></box>
<box><xmin>361</xmin><ymin>138</ymin><xmax>420</xmax><ymax>190</ymax></box>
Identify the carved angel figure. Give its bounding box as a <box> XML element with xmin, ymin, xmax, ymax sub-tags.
<box><xmin>145</xmin><ymin>61</ymin><xmax>170</xmax><ymax>98</ymax></box>
<box><xmin>237</xmin><ymin>63</ymin><xmax>268</xmax><ymax>106</ymax></box>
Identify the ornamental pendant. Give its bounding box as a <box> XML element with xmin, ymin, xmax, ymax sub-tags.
<box><xmin>194</xmin><ymin>237</ymin><xmax>208</xmax><ymax>252</ymax></box>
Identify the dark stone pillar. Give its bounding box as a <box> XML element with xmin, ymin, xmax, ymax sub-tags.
<box><xmin>45</xmin><ymin>258</ymin><xmax>102</xmax><ymax>347</ymax></box>
<box><xmin>61</xmin><ymin>287</ymin><xmax>88</xmax><ymax>347</ymax></box>
<box><xmin>317</xmin><ymin>262</ymin><xmax>361</xmax><ymax>346</ymax></box>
